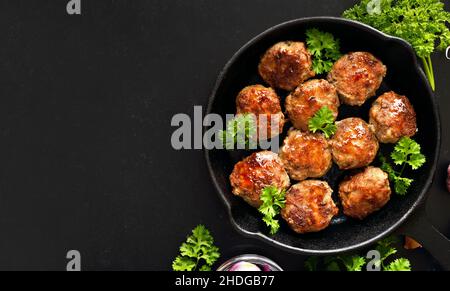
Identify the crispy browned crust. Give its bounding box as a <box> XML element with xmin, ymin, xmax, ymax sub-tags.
<box><xmin>285</xmin><ymin>79</ymin><xmax>340</xmax><ymax>131</ymax></box>
<box><xmin>281</xmin><ymin>180</ymin><xmax>338</xmax><ymax>234</ymax></box>
<box><xmin>279</xmin><ymin>130</ymin><xmax>332</xmax><ymax>181</ymax></box>
<box><xmin>328</xmin><ymin>52</ymin><xmax>386</xmax><ymax>106</ymax></box>
<box><xmin>258</xmin><ymin>41</ymin><xmax>315</xmax><ymax>91</ymax></box>
<box><xmin>330</xmin><ymin>118</ymin><xmax>379</xmax><ymax>170</ymax></box>
<box><xmin>236</xmin><ymin>85</ymin><xmax>285</xmax><ymax>138</ymax></box>
<box><xmin>229</xmin><ymin>151</ymin><xmax>290</xmax><ymax>208</ymax></box>
<box><xmin>339</xmin><ymin>166</ymin><xmax>391</xmax><ymax>220</ymax></box>
<box><xmin>369</xmin><ymin>91</ymin><xmax>417</xmax><ymax>143</ymax></box>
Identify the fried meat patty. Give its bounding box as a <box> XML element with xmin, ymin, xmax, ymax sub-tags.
<box><xmin>258</xmin><ymin>41</ymin><xmax>315</xmax><ymax>91</ymax></box>
<box><xmin>281</xmin><ymin>180</ymin><xmax>338</xmax><ymax>233</ymax></box>
<box><xmin>230</xmin><ymin>151</ymin><xmax>290</xmax><ymax>208</ymax></box>
<box><xmin>327</xmin><ymin>52</ymin><xmax>386</xmax><ymax>106</ymax></box>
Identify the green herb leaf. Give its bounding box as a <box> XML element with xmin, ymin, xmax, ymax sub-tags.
<box><xmin>393</xmin><ymin>176</ymin><xmax>414</xmax><ymax>196</ymax></box>
<box><xmin>219</xmin><ymin>114</ymin><xmax>257</xmax><ymax>150</ymax></box>
<box><xmin>385</xmin><ymin>258</ymin><xmax>412</xmax><ymax>271</ymax></box>
<box><xmin>306</xmin><ymin>28</ymin><xmax>342</xmax><ymax>74</ymax></box>
<box><xmin>375</xmin><ymin>237</ymin><xmax>398</xmax><ymax>268</ymax></box>
<box><xmin>391</xmin><ymin>137</ymin><xmax>426</xmax><ymax>170</ymax></box>
<box><xmin>258</xmin><ymin>186</ymin><xmax>286</xmax><ymax>235</ymax></box>
<box><xmin>172</xmin><ymin>256</ymin><xmax>197</xmax><ymax>272</ymax></box>
<box><xmin>308</xmin><ymin>236</ymin><xmax>413</xmax><ymax>271</ymax></box>
<box><xmin>343</xmin><ymin>0</ymin><xmax>450</xmax><ymax>90</ymax></box>
<box><xmin>379</xmin><ymin>154</ymin><xmax>397</xmax><ymax>180</ymax></box>
<box><xmin>339</xmin><ymin>255</ymin><xmax>367</xmax><ymax>271</ymax></box>
<box><xmin>172</xmin><ymin>225</ymin><xmax>220</xmax><ymax>271</ymax></box>
<box><xmin>379</xmin><ymin>137</ymin><xmax>426</xmax><ymax>195</ymax></box>
<box><xmin>199</xmin><ymin>265</ymin><xmax>212</xmax><ymax>272</ymax></box>
<box><xmin>308</xmin><ymin>106</ymin><xmax>337</xmax><ymax>138</ymax></box>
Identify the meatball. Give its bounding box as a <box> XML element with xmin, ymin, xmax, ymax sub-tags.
<box><xmin>230</xmin><ymin>151</ymin><xmax>290</xmax><ymax>208</ymax></box>
<box><xmin>330</xmin><ymin>118</ymin><xmax>379</xmax><ymax>170</ymax></box>
<box><xmin>369</xmin><ymin>91</ymin><xmax>417</xmax><ymax>143</ymax></box>
<box><xmin>258</xmin><ymin>41</ymin><xmax>315</xmax><ymax>91</ymax></box>
<box><xmin>285</xmin><ymin>79</ymin><xmax>340</xmax><ymax>131</ymax></box>
<box><xmin>281</xmin><ymin>180</ymin><xmax>338</xmax><ymax>234</ymax></box>
<box><xmin>327</xmin><ymin>52</ymin><xmax>387</xmax><ymax>106</ymax></box>
<box><xmin>236</xmin><ymin>85</ymin><xmax>285</xmax><ymax>139</ymax></box>
<box><xmin>339</xmin><ymin>167</ymin><xmax>391</xmax><ymax>220</ymax></box>
<box><xmin>279</xmin><ymin>130</ymin><xmax>332</xmax><ymax>181</ymax></box>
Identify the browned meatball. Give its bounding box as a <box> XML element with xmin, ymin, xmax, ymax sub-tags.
<box><xmin>285</xmin><ymin>79</ymin><xmax>340</xmax><ymax>131</ymax></box>
<box><xmin>258</xmin><ymin>41</ymin><xmax>315</xmax><ymax>91</ymax></box>
<box><xmin>229</xmin><ymin>151</ymin><xmax>290</xmax><ymax>208</ymax></box>
<box><xmin>339</xmin><ymin>166</ymin><xmax>391</xmax><ymax>220</ymax></box>
<box><xmin>279</xmin><ymin>130</ymin><xmax>332</xmax><ymax>181</ymax></box>
<box><xmin>236</xmin><ymin>85</ymin><xmax>285</xmax><ymax>139</ymax></box>
<box><xmin>281</xmin><ymin>180</ymin><xmax>338</xmax><ymax>234</ymax></box>
<box><xmin>328</xmin><ymin>52</ymin><xmax>387</xmax><ymax>106</ymax></box>
<box><xmin>369</xmin><ymin>91</ymin><xmax>417</xmax><ymax>143</ymax></box>
<box><xmin>330</xmin><ymin>118</ymin><xmax>379</xmax><ymax>170</ymax></box>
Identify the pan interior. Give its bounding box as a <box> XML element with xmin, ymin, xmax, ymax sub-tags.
<box><xmin>206</xmin><ymin>18</ymin><xmax>439</xmax><ymax>253</ymax></box>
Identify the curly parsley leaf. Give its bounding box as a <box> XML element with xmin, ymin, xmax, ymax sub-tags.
<box><xmin>393</xmin><ymin>176</ymin><xmax>414</xmax><ymax>195</ymax></box>
<box><xmin>385</xmin><ymin>258</ymin><xmax>412</xmax><ymax>271</ymax></box>
<box><xmin>258</xmin><ymin>186</ymin><xmax>286</xmax><ymax>235</ymax></box>
<box><xmin>391</xmin><ymin>137</ymin><xmax>426</xmax><ymax>170</ymax></box>
<box><xmin>379</xmin><ymin>154</ymin><xmax>396</xmax><ymax>180</ymax></box>
<box><xmin>219</xmin><ymin>114</ymin><xmax>257</xmax><ymax>150</ymax></box>
<box><xmin>308</xmin><ymin>106</ymin><xmax>337</xmax><ymax>138</ymax></box>
<box><xmin>172</xmin><ymin>256</ymin><xmax>197</xmax><ymax>271</ymax></box>
<box><xmin>380</xmin><ymin>155</ymin><xmax>413</xmax><ymax>196</ymax></box>
<box><xmin>379</xmin><ymin>137</ymin><xmax>426</xmax><ymax>195</ymax></box>
<box><xmin>172</xmin><ymin>225</ymin><xmax>220</xmax><ymax>271</ymax></box>
<box><xmin>306</xmin><ymin>28</ymin><xmax>342</xmax><ymax>74</ymax></box>
<box><xmin>199</xmin><ymin>265</ymin><xmax>212</xmax><ymax>271</ymax></box>
<box><xmin>322</xmin><ymin>255</ymin><xmax>366</xmax><ymax>271</ymax></box>
<box><xmin>375</xmin><ymin>237</ymin><xmax>398</xmax><ymax>267</ymax></box>
<box><xmin>306</xmin><ymin>236</ymin><xmax>412</xmax><ymax>271</ymax></box>
<box><xmin>339</xmin><ymin>255</ymin><xmax>367</xmax><ymax>271</ymax></box>
<box><xmin>343</xmin><ymin>0</ymin><xmax>450</xmax><ymax>90</ymax></box>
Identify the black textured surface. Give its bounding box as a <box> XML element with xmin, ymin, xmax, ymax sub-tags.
<box><xmin>0</xmin><ymin>0</ymin><xmax>448</xmax><ymax>270</ymax></box>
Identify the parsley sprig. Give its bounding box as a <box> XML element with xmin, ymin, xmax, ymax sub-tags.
<box><xmin>172</xmin><ymin>225</ymin><xmax>220</xmax><ymax>271</ymax></box>
<box><xmin>324</xmin><ymin>255</ymin><xmax>367</xmax><ymax>271</ymax></box>
<box><xmin>306</xmin><ymin>28</ymin><xmax>342</xmax><ymax>75</ymax></box>
<box><xmin>308</xmin><ymin>106</ymin><xmax>337</xmax><ymax>138</ymax></box>
<box><xmin>379</xmin><ymin>137</ymin><xmax>426</xmax><ymax>195</ymax></box>
<box><xmin>391</xmin><ymin>136</ymin><xmax>426</xmax><ymax>170</ymax></box>
<box><xmin>343</xmin><ymin>0</ymin><xmax>450</xmax><ymax>91</ymax></box>
<box><xmin>258</xmin><ymin>186</ymin><xmax>286</xmax><ymax>235</ymax></box>
<box><xmin>219</xmin><ymin>114</ymin><xmax>257</xmax><ymax>150</ymax></box>
<box><xmin>384</xmin><ymin>258</ymin><xmax>412</xmax><ymax>271</ymax></box>
<box><xmin>305</xmin><ymin>236</ymin><xmax>411</xmax><ymax>271</ymax></box>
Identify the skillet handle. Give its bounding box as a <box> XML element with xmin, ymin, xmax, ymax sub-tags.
<box><xmin>398</xmin><ymin>206</ymin><xmax>450</xmax><ymax>270</ymax></box>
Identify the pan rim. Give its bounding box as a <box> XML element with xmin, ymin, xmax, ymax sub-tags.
<box><xmin>204</xmin><ymin>16</ymin><xmax>441</xmax><ymax>255</ymax></box>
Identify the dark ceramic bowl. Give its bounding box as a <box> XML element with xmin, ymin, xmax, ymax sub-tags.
<box><xmin>205</xmin><ymin>17</ymin><xmax>449</xmax><ymax>268</ymax></box>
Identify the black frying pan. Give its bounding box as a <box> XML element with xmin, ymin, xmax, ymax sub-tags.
<box><xmin>205</xmin><ymin>17</ymin><xmax>450</xmax><ymax>269</ymax></box>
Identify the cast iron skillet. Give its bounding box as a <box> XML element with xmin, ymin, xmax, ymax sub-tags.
<box><xmin>205</xmin><ymin>17</ymin><xmax>450</xmax><ymax>269</ymax></box>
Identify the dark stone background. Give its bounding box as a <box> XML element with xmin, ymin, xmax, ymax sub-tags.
<box><xmin>0</xmin><ymin>0</ymin><xmax>448</xmax><ymax>270</ymax></box>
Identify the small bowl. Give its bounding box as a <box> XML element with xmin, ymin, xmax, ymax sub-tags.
<box><xmin>216</xmin><ymin>254</ymin><xmax>283</xmax><ymax>271</ymax></box>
